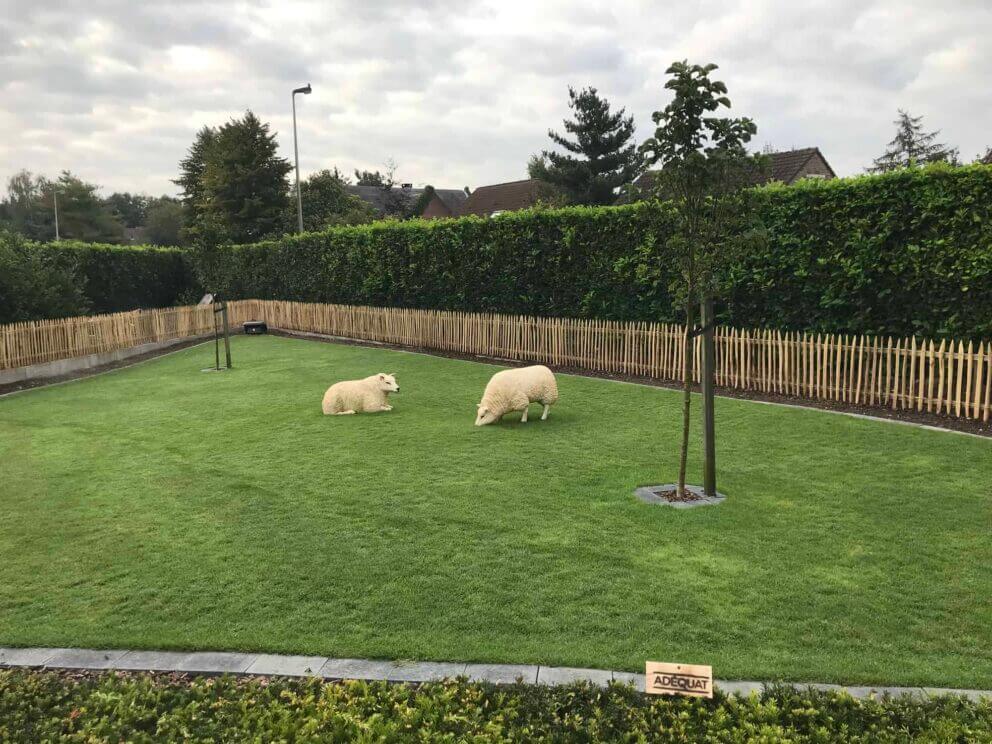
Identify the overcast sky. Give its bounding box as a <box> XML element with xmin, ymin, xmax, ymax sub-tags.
<box><xmin>2</xmin><ymin>0</ymin><xmax>990</xmax><ymax>197</ymax></box>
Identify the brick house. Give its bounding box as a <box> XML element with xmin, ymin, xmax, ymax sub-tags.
<box><xmin>458</xmin><ymin>179</ymin><xmax>555</xmax><ymax>217</ymax></box>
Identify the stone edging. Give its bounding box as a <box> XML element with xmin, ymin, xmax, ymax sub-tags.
<box><xmin>1</xmin><ymin>647</ymin><xmax>988</xmax><ymax>701</ymax></box>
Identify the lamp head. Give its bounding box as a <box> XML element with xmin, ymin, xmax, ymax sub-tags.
<box><xmin>293</xmin><ymin>84</ymin><xmax>312</xmax><ymax>95</ymax></box>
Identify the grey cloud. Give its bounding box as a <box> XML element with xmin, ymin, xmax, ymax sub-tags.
<box><xmin>1</xmin><ymin>0</ymin><xmax>990</xmax><ymax>196</ymax></box>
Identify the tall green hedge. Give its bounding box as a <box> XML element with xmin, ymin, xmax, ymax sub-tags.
<box><xmin>195</xmin><ymin>164</ymin><xmax>992</xmax><ymax>339</ymax></box>
<box><xmin>0</xmin><ymin>232</ymin><xmax>195</xmax><ymax>324</ymax></box>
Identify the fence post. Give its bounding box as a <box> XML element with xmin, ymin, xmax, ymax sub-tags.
<box><xmin>701</xmin><ymin>298</ymin><xmax>716</xmax><ymax>498</ymax></box>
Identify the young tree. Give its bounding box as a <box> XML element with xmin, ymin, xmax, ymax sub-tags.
<box><xmin>640</xmin><ymin>61</ymin><xmax>764</xmax><ymax>499</ymax></box>
<box><xmin>870</xmin><ymin>110</ymin><xmax>959</xmax><ymax>172</ymax></box>
<box><xmin>528</xmin><ymin>86</ymin><xmax>641</xmax><ymax>205</ymax></box>
<box><xmin>977</xmin><ymin>148</ymin><xmax>992</xmax><ymax>165</ymax></box>
<box><xmin>186</xmin><ymin>111</ymin><xmax>292</xmax><ymax>243</ymax></box>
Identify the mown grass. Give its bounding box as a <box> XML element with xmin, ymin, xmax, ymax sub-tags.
<box><xmin>0</xmin><ymin>335</ymin><xmax>989</xmax><ymax>687</ymax></box>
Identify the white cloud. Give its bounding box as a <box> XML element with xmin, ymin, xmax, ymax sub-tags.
<box><xmin>1</xmin><ymin>0</ymin><xmax>989</xmax><ymax>196</ymax></box>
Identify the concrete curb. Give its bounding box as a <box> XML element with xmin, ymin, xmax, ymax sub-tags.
<box><xmin>1</xmin><ymin>647</ymin><xmax>988</xmax><ymax>701</ymax></box>
<box><xmin>0</xmin><ymin>334</ymin><xmax>214</xmax><ymax>386</ymax></box>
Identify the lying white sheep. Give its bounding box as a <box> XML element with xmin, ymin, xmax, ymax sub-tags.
<box><xmin>475</xmin><ymin>365</ymin><xmax>558</xmax><ymax>425</ymax></box>
<box><xmin>322</xmin><ymin>373</ymin><xmax>399</xmax><ymax>415</ymax></box>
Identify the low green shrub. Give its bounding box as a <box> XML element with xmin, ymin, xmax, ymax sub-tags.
<box><xmin>1</xmin><ymin>670</ymin><xmax>988</xmax><ymax>742</ymax></box>
<box><xmin>195</xmin><ymin>164</ymin><xmax>992</xmax><ymax>339</ymax></box>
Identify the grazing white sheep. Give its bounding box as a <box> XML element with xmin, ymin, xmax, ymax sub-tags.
<box><xmin>322</xmin><ymin>373</ymin><xmax>399</xmax><ymax>415</ymax></box>
<box><xmin>475</xmin><ymin>365</ymin><xmax>558</xmax><ymax>426</ymax></box>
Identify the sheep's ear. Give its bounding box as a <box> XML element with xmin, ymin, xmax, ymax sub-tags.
<box><xmin>378</xmin><ymin>373</ymin><xmax>385</xmax><ymax>379</ymax></box>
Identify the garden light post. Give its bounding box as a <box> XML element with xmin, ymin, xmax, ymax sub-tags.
<box><xmin>292</xmin><ymin>83</ymin><xmax>312</xmax><ymax>234</ymax></box>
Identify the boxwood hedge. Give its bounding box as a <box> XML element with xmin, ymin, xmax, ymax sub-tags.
<box><xmin>1</xmin><ymin>670</ymin><xmax>989</xmax><ymax>742</ymax></box>
<box><xmin>194</xmin><ymin>164</ymin><xmax>992</xmax><ymax>339</ymax></box>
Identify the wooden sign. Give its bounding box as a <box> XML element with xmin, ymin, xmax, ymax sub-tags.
<box><xmin>644</xmin><ymin>661</ymin><xmax>713</xmax><ymax>698</ymax></box>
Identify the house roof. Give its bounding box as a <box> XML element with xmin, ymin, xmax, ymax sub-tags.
<box><xmin>432</xmin><ymin>189</ymin><xmax>469</xmax><ymax>213</ymax></box>
<box><xmin>346</xmin><ymin>184</ymin><xmax>419</xmax><ymax>215</ymax></box>
<box><xmin>763</xmin><ymin>147</ymin><xmax>836</xmax><ymax>182</ymax></box>
<box><xmin>346</xmin><ymin>184</ymin><xmax>470</xmax><ymax>216</ymax></box>
<box><xmin>459</xmin><ymin>179</ymin><xmax>547</xmax><ymax>216</ymax></box>
<box><xmin>629</xmin><ymin>147</ymin><xmax>836</xmax><ymax>196</ymax></box>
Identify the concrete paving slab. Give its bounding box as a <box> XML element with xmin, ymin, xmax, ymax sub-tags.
<box><xmin>44</xmin><ymin>648</ymin><xmax>129</xmax><ymax>670</ymax></box>
<box><xmin>174</xmin><ymin>652</ymin><xmax>255</xmax><ymax>674</ymax></box>
<box><xmin>0</xmin><ymin>648</ymin><xmax>59</xmax><ymax>666</ymax></box>
<box><xmin>716</xmin><ymin>680</ymin><xmax>763</xmax><ymax>696</ymax></box>
<box><xmin>611</xmin><ymin>671</ymin><xmax>645</xmax><ymax>688</ymax></box>
<box><xmin>114</xmin><ymin>651</ymin><xmax>193</xmax><ymax>671</ymax></box>
<box><xmin>320</xmin><ymin>658</ymin><xmax>395</xmax><ymax>680</ymax></box>
<box><xmin>382</xmin><ymin>661</ymin><xmax>467</xmax><ymax>682</ymax></box>
<box><xmin>463</xmin><ymin>663</ymin><xmax>539</xmax><ymax>684</ymax></box>
<box><xmin>537</xmin><ymin>666</ymin><xmax>614</xmax><ymax>686</ymax></box>
<box><xmin>246</xmin><ymin>654</ymin><xmax>328</xmax><ymax>677</ymax></box>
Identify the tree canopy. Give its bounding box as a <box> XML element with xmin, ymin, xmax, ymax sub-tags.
<box><xmin>176</xmin><ymin>112</ymin><xmax>291</xmax><ymax>243</ymax></box>
<box><xmin>289</xmin><ymin>169</ymin><xmax>377</xmax><ymax>232</ymax></box>
<box><xmin>528</xmin><ymin>86</ymin><xmax>641</xmax><ymax>205</ymax></box>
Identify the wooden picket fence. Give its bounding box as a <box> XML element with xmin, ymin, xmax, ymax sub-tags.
<box><xmin>2</xmin><ymin>299</ymin><xmax>990</xmax><ymax>421</ymax></box>
<box><xmin>0</xmin><ymin>305</ymin><xmax>219</xmax><ymax>370</ymax></box>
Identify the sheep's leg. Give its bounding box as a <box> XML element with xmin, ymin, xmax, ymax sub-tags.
<box><xmin>520</xmin><ymin>405</ymin><xmax>529</xmax><ymax>423</ymax></box>
<box><xmin>335</xmin><ymin>410</ymin><xmax>356</xmax><ymax>415</ymax></box>
<box><xmin>541</xmin><ymin>404</ymin><xmax>550</xmax><ymax>420</ymax></box>
<box><xmin>379</xmin><ymin>404</ymin><xmax>393</xmax><ymax>411</ymax></box>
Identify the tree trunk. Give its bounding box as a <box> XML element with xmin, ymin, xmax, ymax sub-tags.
<box><xmin>677</xmin><ymin>300</ymin><xmax>695</xmax><ymax>499</ymax></box>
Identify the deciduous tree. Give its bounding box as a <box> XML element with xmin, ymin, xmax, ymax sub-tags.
<box><xmin>640</xmin><ymin>61</ymin><xmax>764</xmax><ymax>499</ymax></box>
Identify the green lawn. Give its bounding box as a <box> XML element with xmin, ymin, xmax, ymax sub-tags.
<box><xmin>1</xmin><ymin>335</ymin><xmax>990</xmax><ymax>688</ymax></box>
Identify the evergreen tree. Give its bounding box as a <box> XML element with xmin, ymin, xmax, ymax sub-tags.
<box><xmin>40</xmin><ymin>172</ymin><xmax>124</xmax><ymax>243</ymax></box>
<box><xmin>870</xmin><ymin>110</ymin><xmax>959</xmax><ymax>173</ymax></box>
<box><xmin>103</xmin><ymin>192</ymin><xmax>149</xmax><ymax>228</ymax></box>
<box><xmin>175</xmin><ymin>126</ymin><xmax>217</xmax><ymax>241</ymax></box>
<box><xmin>528</xmin><ymin>86</ymin><xmax>641</xmax><ymax>205</ymax></box>
<box><xmin>181</xmin><ymin>112</ymin><xmax>292</xmax><ymax>243</ymax></box>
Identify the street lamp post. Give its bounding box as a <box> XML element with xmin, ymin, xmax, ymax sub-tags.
<box><xmin>53</xmin><ymin>190</ymin><xmax>60</xmax><ymax>240</ymax></box>
<box><xmin>292</xmin><ymin>83</ymin><xmax>312</xmax><ymax>234</ymax></box>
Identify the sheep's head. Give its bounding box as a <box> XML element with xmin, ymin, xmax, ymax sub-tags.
<box><xmin>376</xmin><ymin>373</ymin><xmax>399</xmax><ymax>393</ymax></box>
<box><xmin>475</xmin><ymin>404</ymin><xmax>498</xmax><ymax>426</ymax></box>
